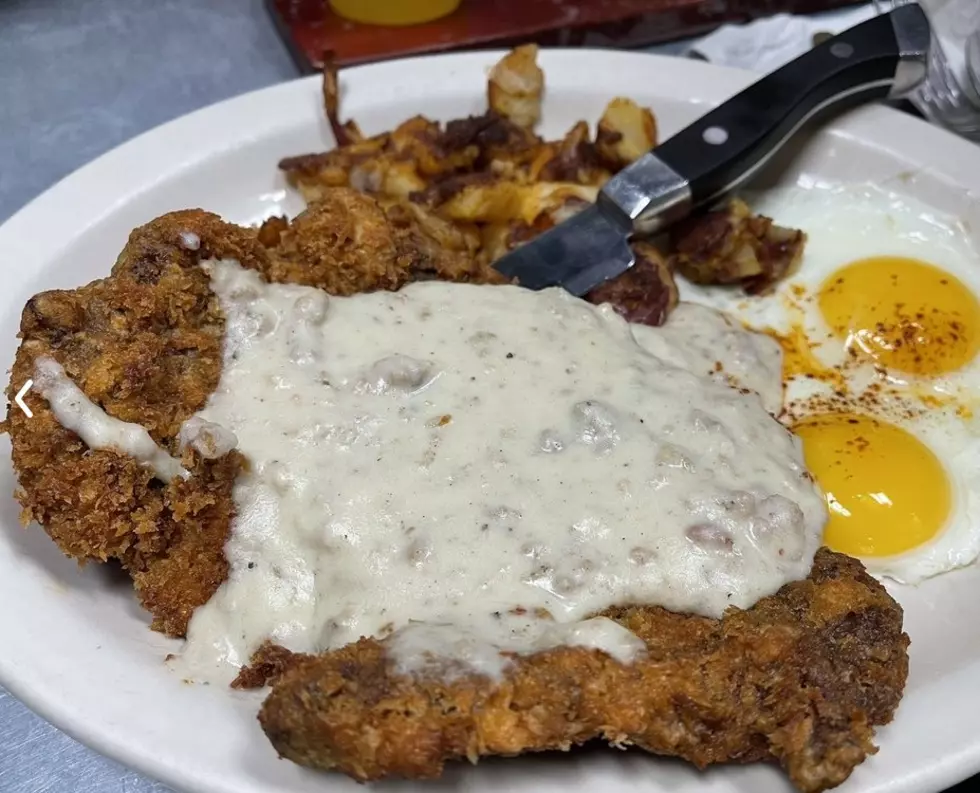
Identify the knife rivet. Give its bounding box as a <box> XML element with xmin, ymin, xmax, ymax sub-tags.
<box><xmin>702</xmin><ymin>126</ymin><xmax>729</xmax><ymax>145</ymax></box>
<box><xmin>830</xmin><ymin>42</ymin><xmax>854</xmax><ymax>59</ymax></box>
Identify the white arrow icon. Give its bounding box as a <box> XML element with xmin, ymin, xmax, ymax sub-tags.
<box><xmin>15</xmin><ymin>380</ymin><xmax>33</xmax><ymax>418</ymax></box>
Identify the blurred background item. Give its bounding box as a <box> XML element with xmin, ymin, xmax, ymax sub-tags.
<box><xmin>329</xmin><ymin>0</ymin><xmax>461</xmax><ymax>26</ymax></box>
<box><xmin>872</xmin><ymin>0</ymin><xmax>980</xmax><ymax>140</ymax></box>
<box><xmin>269</xmin><ymin>0</ymin><xmax>868</xmax><ymax>71</ymax></box>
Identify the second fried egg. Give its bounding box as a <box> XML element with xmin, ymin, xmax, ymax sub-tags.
<box><xmin>681</xmin><ymin>182</ymin><xmax>980</xmax><ymax>583</ymax></box>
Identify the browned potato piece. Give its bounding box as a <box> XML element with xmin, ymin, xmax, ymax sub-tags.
<box><xmin>321</xmin><ymin>53</ymin><xmax>363</xmax><ymax>146</ymax></box>
<box><xmin>281</xmin><ymin>150</ymin><xmax>426</xmax><ymax>203</ymax></box>
<box><xmin>596</xmin><ymin>98</ymin><xmax>657</xmax><ymax>169</ymax></box>
<box><xmin>377</xmin><ymin>159</ymin><xmax>428</xmax><ymax>199</ymax></box>
<box><xmin>389</xmin><ymin>116</ymin><xmax>479</xmax><ymax>177</ymax></box>
<box><xmin>520</xmin><ymin>182</ymin><xmax>598</xmax><ymax>225</ymax></box>
<box><xmin>478</xmin><ymin>221</ymin><xmax>514</xmax><ymax>262</ymax></box>
<box><xmin>478</xmin><ymin>214</ymin><xmax>555</xmax><ymax>263</ymax></box>
<box><xmin>669</xmin><ymin>198</ymin><xmax>807</xmax><ymax>295</ymax></box>
<box><xmin>427</xmin><ymin>178</ymin><xmax>597</xmax><ymax>225</ymax></box>
<box><xmin>586</xmin><ymin>242</ymin><xmax>678</xmax><ymax>327</ymax></box>
<box><xmin>382</xmin><ymin>199</ymin><xmax>482</xmax><ymax>256</ymax></box>
<box><xmin>529</xmin><ymin>121</ymin><xmax>612</xmax><ymax>186</ymax></box>
<box><xmin>279</xmin><ymin>133</ymin><xmax>389</xmax><ymax>202</ymax></box>
<box><xmin>438</xmin><ymin>111</ymin><xmax>543</xmax><ymax>175</ymax></box>
<box><xmin>543</xmin><ymin>193</ymin><xmax>591</xmax><ymax>226</ymax></box>
<box><xmin>487</xmin><ymin>44</ymin><xmax>544</xmax><ymax>128</ymax></box>
<box><xmin>477</xmin><ymin>194</ymin><xmax>590</xmax><ymax>264</ymax></box>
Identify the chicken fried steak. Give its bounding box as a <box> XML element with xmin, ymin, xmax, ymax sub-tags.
<box><xmin>3</xmin><ymin>187</ymin><xmax>908</xmax><ymax>793</ymax></box>
<box><xmin>3</xmin><ymin>190</ymin><xmax>500</xmax><ymax>636</ymax></box>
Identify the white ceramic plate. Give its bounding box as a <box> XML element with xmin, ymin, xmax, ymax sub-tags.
<box><xmin>2</xmin><ymin>49</ymin><xmax>980</xmax><ymax>793</ymax></box>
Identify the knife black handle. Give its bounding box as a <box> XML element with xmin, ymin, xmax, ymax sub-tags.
<box><xmin>491</xmin><ymin>4</ymin><xmax>931</xmax><ymax>297</ymax></box>
<box><xmin>600</xmin><ymin>3</ymin><xmax>931</xmax><ymax>234</ymax></box>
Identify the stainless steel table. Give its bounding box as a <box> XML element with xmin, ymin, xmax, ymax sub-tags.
<box><xmin>0</xmin><ymin>1</ymin><xmax>971</xmax><ymax>791</ymax></box>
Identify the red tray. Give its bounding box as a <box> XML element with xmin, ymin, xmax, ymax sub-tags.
<box><xmin>267</xmin><ymin>0</ymin><xmax>865</xmax><ymax>73</ymax></box>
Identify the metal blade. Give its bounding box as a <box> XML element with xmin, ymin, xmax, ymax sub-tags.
<box><xmin>492</xmin><ymin>206</ymin><xmax>635</xmax><ymax>297</ymax></box>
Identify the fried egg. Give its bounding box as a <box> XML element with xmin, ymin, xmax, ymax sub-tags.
<box><xmin>681</xmin><ymin>182</ymin><xmax>980</xmax><ymax>583</ymax></box>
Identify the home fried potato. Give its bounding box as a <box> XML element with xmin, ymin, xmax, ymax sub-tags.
<box><xmin>487</xmin><ymin>43</ymin><xmax>544</xmax><ymax>129</ymax></box>
<box><xmin>596</xmin><ymin>97</ymin><xmax>658</xmax><ymax>169</ymax></box>
<box><xmin>669</xmin><ymin>198</ymin><xmax>807</xmax><ymax>295</ymax></box>
<box><xmin>279</xmin><ymin>47</ymin><xmax>806</xmax><ymax>317</ymax></box>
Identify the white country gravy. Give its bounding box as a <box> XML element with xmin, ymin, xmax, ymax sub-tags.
<box><xmin>33</xmin><ymin>357</ymin><xmax>187</xmax><ymax>483</ymax></box>
<box><xmin>34</xmin><ymin>259</ymin><xmax>827</xmax><ymax>683</ymax></box>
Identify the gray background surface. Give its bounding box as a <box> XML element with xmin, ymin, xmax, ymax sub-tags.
<box><xmin>0</xmin><ymin>1</ymin><xmax>969</xmax><ymax>792</ymax></box>
<box><xmin>1</xmin><ymin>2</ymin><xmax>293</xmax><ymax>790</ymax></box>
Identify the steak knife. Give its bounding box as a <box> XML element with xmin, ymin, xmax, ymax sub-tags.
<box><xmin>492</xmin><ymin>2</ymin><xmax>932</xmax><ymax>296</ymax></box>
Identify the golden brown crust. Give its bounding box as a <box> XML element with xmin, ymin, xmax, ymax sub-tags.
<box><xmin>4</xmin><ymin>209</ymin><xmax>254</xmax><ymax>635</ymax></box>
<box><xmin>2</xmin><ymin>191</ymin><xmax>501</xmax><ymax>636</ymax></box>
<box><xmin>255</xmin><ymin>189</ymin><xmax>501</xmax><ymax>293</ymax></box>
<box><xmin>258</xmin><ymin>550</ymin><xmax>908</xmax><ymax>793</ymax></box>
<box><xmin>232</xmin><ymin>641</ymin><xmax>310</xmax><ymax>690</ymax></box>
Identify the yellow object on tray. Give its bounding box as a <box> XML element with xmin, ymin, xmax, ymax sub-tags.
<box><xmin>329</xmin><ymin>0</ymin><xmax>462</xmax><ymax>26</ymax></box>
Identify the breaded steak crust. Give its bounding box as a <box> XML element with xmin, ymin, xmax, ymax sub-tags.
<box><xmin>257</xmin><ymin>549</ymin><xmax>907</xmax><ymax>793</ymax></box>
<box><xmin>3</xmin><ymin>189</ymin><xmax>500</xmax><ymax>636</ymax></box>
<box><xmin>3</xmin><ymin>189</ymin><xmax>908</xmax><ymax>792</ymax></box>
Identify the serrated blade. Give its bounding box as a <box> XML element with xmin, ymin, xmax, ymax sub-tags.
<box><xmin>492</xmin><ymin>206</ymin><xmax>635</xmax><ymax>297</ymax></box>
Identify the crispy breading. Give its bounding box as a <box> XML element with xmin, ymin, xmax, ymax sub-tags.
<box><xmin>257</xmin><ymin>549</ymin><xmax>908</xmax><ymax>793</ymax></box>
<box><xmin>1</xmin><ymin>190</ymin><xmax>502</xmax><ymax>636</ymax></box>
<box><xmin>3</xmin><ymin>209</ymin><xmax>254</xmax><ymax>635</ymax></box>
<box><xmin>256</xmin><ymin>188</ymin><xmax>499</xmax><ymax>292</ymax></box>
<box><xmin>3</xmin><ymin>187</ymin><xmax>692</xmax><ymax>639</ymax></box>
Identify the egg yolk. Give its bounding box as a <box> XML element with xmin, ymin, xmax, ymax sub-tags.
<box><xmin>818</xmin><ymin>256</ymin><xmax>980</xmax><ymax>375</ymax></box>
<box><xmin>793</xmin><ymin>413</ymin><xmax>950</xmax><ymax>557</ymax></box>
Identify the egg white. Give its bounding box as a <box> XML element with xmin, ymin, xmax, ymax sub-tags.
<box><xmin>679</xmin><ymin>181</ymin><xmax>980</xmax><ymax>583</ymax></box>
